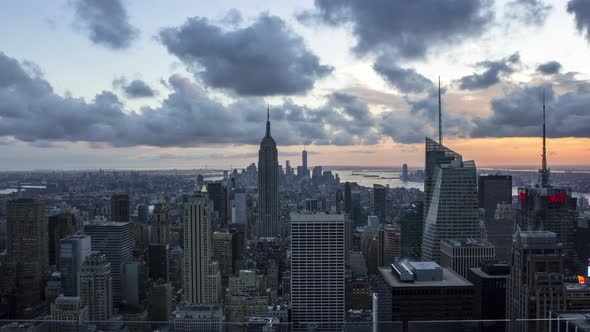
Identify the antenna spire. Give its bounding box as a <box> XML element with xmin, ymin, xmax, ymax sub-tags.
<box><xmin>438</xmin><ymin>76</ymin><xmax>442</xmax><ymax>145</ymax></box>
<box><xmin>265</xmin><ymin>104</ymin><xmax>271</xmax><ymax>138</ymax></box>
<box><xmin>539</xmin><ymin>88</ymin><xmax>550</xmax><ymax>187</ymax></box>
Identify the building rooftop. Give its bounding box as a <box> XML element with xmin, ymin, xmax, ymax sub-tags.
<box><xmin>553</xmin><ymin>311</ymin><xmax>590</xmax><ymax>330</ymax></box>
<box><xmin>380</xmin><ymin>265</ymin><xmax>472</xmax><ymax>288</ymax></box>
<box><xmin>442</xmin><ymin>238</ymin><xmax>494</xmax><ymax>248</ymax></box>
<box><xmin>290</xmin><ymin>212</ymin><xmax>345</xmax><ymax>222</ymax></box>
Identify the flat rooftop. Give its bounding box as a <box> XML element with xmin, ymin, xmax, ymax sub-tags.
<box><xmin>379</xmin><ymin>266</ymin><xmax>472</xmax><ymax>288</ymax></box>
<box><xmin>290</xmin><ymin>212</ymin><xmax>345</xmax><ymax>222</ymax></box>
<box><xmin>442</xmin><ymin>238</ymin><xmax>494</xmax><ymax>248</ymax></box>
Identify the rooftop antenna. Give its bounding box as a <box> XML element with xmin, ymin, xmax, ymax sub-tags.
<box><xmin>539</xmin><ymin>88</ymin><xmax>550</xmax><ymax>187</ymax></box>
<box><xmin>265</xmin><ymin>104</ymin><xmax>271</xmax><ymax>138</ymax></box>
<box><xmin>438</xmin><ymin>76</ymin><xmax>442</xmax><ymax>145</ymax></box>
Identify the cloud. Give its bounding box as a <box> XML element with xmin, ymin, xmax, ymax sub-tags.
<box><xmin>537</xmin><ymin>61</ymin><xmax>562</xmax><ymax>75</ymax></box>
<box><xmin>158</xmin><ymin>13</ymin><xmax>332</xmax><ymax>96</ymax></box>
<box><xmin>113</xmin><ymin>78</ymin><xmax>156</xmax><ymax>98</ymax></box>
<box><xmin>298</xmin><ymin>0</ymin><xmax>493</xmax><ymax>58</ymax></box>
<box><xmin>568</xmin><ymin>0</ymin><xmax>590</xmax><ymax>42</ymax></box>
<box><xmin>73</xmin><ymin>0</ymin><xmax>139</xmax><ymax>49</ymax></box>
<box><xmin>0</xmin><ymin>52</ymin><xmax>381</xmax><ymax>148</ymax></box>
<box><xmin>458</xmin><ymin>52</ymin><xmax>520</xmax><ymax>90</ymax></box>
<box><xmin>505</xmin><ymin>0</ymin><xmax>552</xmax><ymax>26</ymax></box>
<box><xmin>372</xmin><ymin>56</ymin><xmax>434</xmax><ymax>93</ymax></box>
<box><xmin>472</xmin><ymin>83</ymin><xmax>590</xmax><ymax>138</ymax></box>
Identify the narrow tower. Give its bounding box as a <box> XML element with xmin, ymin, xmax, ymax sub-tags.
<box><xmin>257</xmin><ymin>106</ymin><xmax>280</xmax><ymax>237</ymax></box>
<box><xmin>438</xmin><ymin>76</ymin><xmax>442</xmax><ymax>145</ymax></box>
<box><xmin>539</xmin><ymin>88</ymin><xmax>550</xmax><ymax>187</ymax></box>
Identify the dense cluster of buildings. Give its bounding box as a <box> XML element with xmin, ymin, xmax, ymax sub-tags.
<box><xmin>0</xmin><ymin>95</ymin><xmax>589</xmax><ymax>332</ymax></box>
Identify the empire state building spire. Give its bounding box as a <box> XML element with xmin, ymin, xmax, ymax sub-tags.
<box><xmin>266</xmin><ymin>104</ymin><xmax>271</xmax><ymax>138</ymax></box>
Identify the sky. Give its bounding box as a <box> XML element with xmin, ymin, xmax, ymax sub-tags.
<box><xmin>1</xmin><ymin>0</ymin><xmax>590</xmax><ymax>170</ymax></box>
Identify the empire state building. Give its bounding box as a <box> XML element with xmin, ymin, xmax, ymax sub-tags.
<box><xmin>256</xmin><ymin>107</ymin><xmax>280</xmax><ymax>238</ymax></box>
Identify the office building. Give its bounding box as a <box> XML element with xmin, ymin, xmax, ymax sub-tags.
<box><xmin>257</xmin><ymin>108</ymin><xmax>280</xmax><ymax>238</ymax></box>
<box><xmin>184</xmin><ymin>189</ymin><xmax>220</xmax><ymax>304</ymax></box>
<box><xmin>467</xmin><ymin>262</ymin><xmax>510</xmax><ymax>324</ymax></box>
<box><xmin>302</xmin><ymin>149</ymin><xmax>308</xmax><ymax>177</ymax></box>
<box><xmin>516</xmin><ymin>185</ymin><xmax>578</xmax><ymax>272</ymax></box>
<box><xmin>207</xmin><ymin>182</ymin><xmax>228</xmax><ymax>225</ymax></box>
<box><xmin>4</xmin><ymin>198</ymin><xmax>48</xmax><ymax>318</ymax></box>
<box><xmin>402</xmin><ymin>164</ymin><xmax>409</xmax><ymax>181</ymax></box>
<box><xmin>422</xmin><ymin>138</ymin><xmax>481</xmax><ymax>262</ymax></box>
<box><xmin>373</xmin><ymin>184</ymin><xmax>387</xmax><ymax>223</ymax></box>
<box><xmin>381</xmin><ymin>226</ymin><xmax>401</xmax><ymax>266</ymax></box>
<box><xmin>400</xmin><ymin>202</ymin><xmax>423</xmax><ymax>259</ymax></box>
<box><xmin>211</xmin><ymin>230</ymin><xmax>233</xmax><ymax>280</ymax></box>
<box><xmin>149</xmin><ymin>280</ymin><xmax>173</xmax><ymax>323</ymax></box>
<box><xmin>440</xmin><ymin>239</ymin><xmax>495</xmax><ymax>278</ymax></box>
<box><xmin>59</xmin><ymin>235</ymin><xmax>92</xmax><ymax>296</ymax></box>
<box><xmin>507</xmin><ymin>231</ymin><xmax>565</xmax><ymax>332</ymax></box>
<box><xmin>373</xmin><ymin>261</ymin><xmax>474</xmax><ymax>326</ymax></box>
<box><xmin>148</xmin><ymin>243</ymin><xmax>170</xmax><ymax>282</ymax></box>
<box><xmin>110</xmin><ymin>194</ymin><xmax>130</xmax><ymax>222</ymax></box>
<box><xmin>344</xmin><ymin>182</ymin><xmax>352</xmax><ymax>214</ymax></box>
<box><xmin>50</xmin><ymin>296</ymin><xmax>88</xmax><ymax>332</ymax></box>
<box><xmin>84</xmin><ymin>221</ymin><xmax>133</xmax><ymax>305</ymax></box>
<box><xmin>231</xmin><ymin>192</ymin><xmax>247</xmax><ymax>225</ymax></box>
<box><xmin>48</xmin><ymin>211</ymin><xmax>76</xmax><ymax>267</ymax></box>
<box><xmin>80</xmin><ymin>252</ymin><xmax>113</xmax><ymax>321</ymax></box>
<box><xmin>150</xmin><ymin>202</ymin><xmax>170</xmax><ymax>245</ymax></box>
<box><xmin>478</xmin><ymin>174</ymin><xmax>512</xmax><ymax>221</ymax></box>
<box><xmin>290</xmin><ymin>212</ymin><xmax>345</xmax><ymax>331</ymax></box>
<box><xmin>485</xmin><ymin>203</ymin><xmax>515</xmax><ymax>262</ymax></box>
<box><xmin>123</xmin><ymin>261</ymin><xmax>148</xmax><ymax>305</ymax></box>
<box><xmin>173</xmin><ymin>304</ymin><xmax>223</xmax><ymax>332</ymax></box>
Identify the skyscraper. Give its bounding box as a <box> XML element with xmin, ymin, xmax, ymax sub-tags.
<box><xmin>84</xmin><ymin>221</ymin><xmax>133</xmax><ymax>306</ymax></box>
<box><xmin>80</xmin><ymin>252</ymin><xmax>113</xmax><ymax>321</ymax></box>
<box><xmin>184</xmin><ymin>189</ymin><xmax>220</xmax><ymax>304</ymax></box>
<box><xmin>402</xmin><ymin>164</ymin><xmax>409</xmax><ymax>181</ymax></box>
<box><xmin>516</xmin><ymin>91</ymin><xmax>578</xmax><ymax>272</ymax></box>
<box><xmin>344</xmin><ymin>182</ymin><xmax>352</xmax><ymax>214</ymax></box>
<box><xmin>207</xmin><ymin>182</ymin><xmax>228</xmax><ymax>225</ymax></box>
<box><xmin>421</xmin><ymin>138</ymin><xmax>481</xmax><ymax>262</ymax></box>
<box><xmin>150</xmin><ymin>202</ymin><xmax>170</xmax><ymax>245</ymax></box>
<box><xmin>400</xmin><ymin>202</ymin><xmax>423</xmax><ymax>259</ymax></box>
<box><xmin>48</xmin><ymin>211</ymin><xmax>76</xmax><ymax>267</ymax></box>
<box><xmin>302</xmin><ymin>148</ymin><xmax>308</xmax><ymax>176</ymax></box>
<box><xmin>507</xmin><ymin>231</ymin><xmax>565</xmax><ymax>332</ymax></box>
<box><xmin>373</xmin><ymin>184</ymin><xmax>387</xmax><ymax>223</ymax></box>
<box><xmin>256</xmin><ymin>107</ymin><xmax>280</xmax><ymax>238</ymax></box>
<box><xmin>110</xmin><ymin>194</ymin><xmax>130</xmax><ymax>222</ymax></box>
<box><xmin>290</xmin><ymin>212</ymin><xmax>345</xmax><ymax>331</ymax></box>
<box><xmin>4</xmin><ymin>198</ymin><xmax>48</xmax><ymax>318</ymax></box>
<box><xmin>59</xmin><ymin>235</ymin><xmax>92</xmax><ymax>296</ymax></box>
<box><xmin>439</xmin><ymin>239</ymin><xmax>496</xmax><ymax>278</ymax></box>
<box><xmin>478</xmin><ymin>174</ymin><xmax>512</xmax><ymax>221</ymax></box>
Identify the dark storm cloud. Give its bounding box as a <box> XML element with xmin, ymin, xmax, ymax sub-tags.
<box><xmin>299</xmin><ymin>0</ymin><xmax>493</xmax><ymax>58</ymax></box>
<box><xmin>0</xmin><ymin>52</ymin><xmax>380</xmax><ymax>148</ymax></box>
<box><xmin>372</xmin><ymin>56</ymin><xmax>434</xmax><ymax>93</ymax></box>
<box><xmin>113</xmin><ymin>78</ymin><xmax>156</xmax><ymax>98</ymax></box>
<box><xmin>472</xmin><ymin>84</ymin><xmax>590</xmax><ymax>138</ymax></box>
<box><xmin>73</xmin><ymin>0</ymin><xmax>139</xmax><ymax>49</ymax></box>
<box><xmin>567</xmin><ymin>0</ymin><xmax>590</xmax><ymax>42</ymax></box>
<box><xmin>505</xmin><ymin>0</ymin><xmax>552</xmax><ymax>26</ymax></box>
<box><xmin>458</xmin><ymin>53</ymin><xmax>520</xmax><ymax>90</ymax></box>
<box><xmin>537</xmin><ymin>61</ymin><xmax>562</xmax><ymax>75</ymax></box>
<box><xmin>158</xmin><ymin>14</ymin><xmax>333</xmax><ymax>96</ymax></box>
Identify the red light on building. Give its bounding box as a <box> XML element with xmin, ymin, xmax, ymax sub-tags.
<box><xmin>549</xmin><ymin>193</ymin><xmax>565</xmax><ymax>204</ymax></box>
<box><xmin>518</xmin><ymin>192</ymin><xmax>527</xmax><ymax>202</ymax></box>
<box><xmin>579</xmin><ymin>276</ymin><xmax>586</xmax><ymax>285</ymax></box>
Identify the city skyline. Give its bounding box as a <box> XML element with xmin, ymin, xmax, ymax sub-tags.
<box><xmin>0</xmin><ymin>0</ymin><xmax>590</xmax><ymax>170</ymax></box>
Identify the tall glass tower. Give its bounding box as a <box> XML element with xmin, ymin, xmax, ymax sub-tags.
<box><xmin>421</xmin><ymin>138</ymin><xmax>481</xmax><ymax>262</ymax></box>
